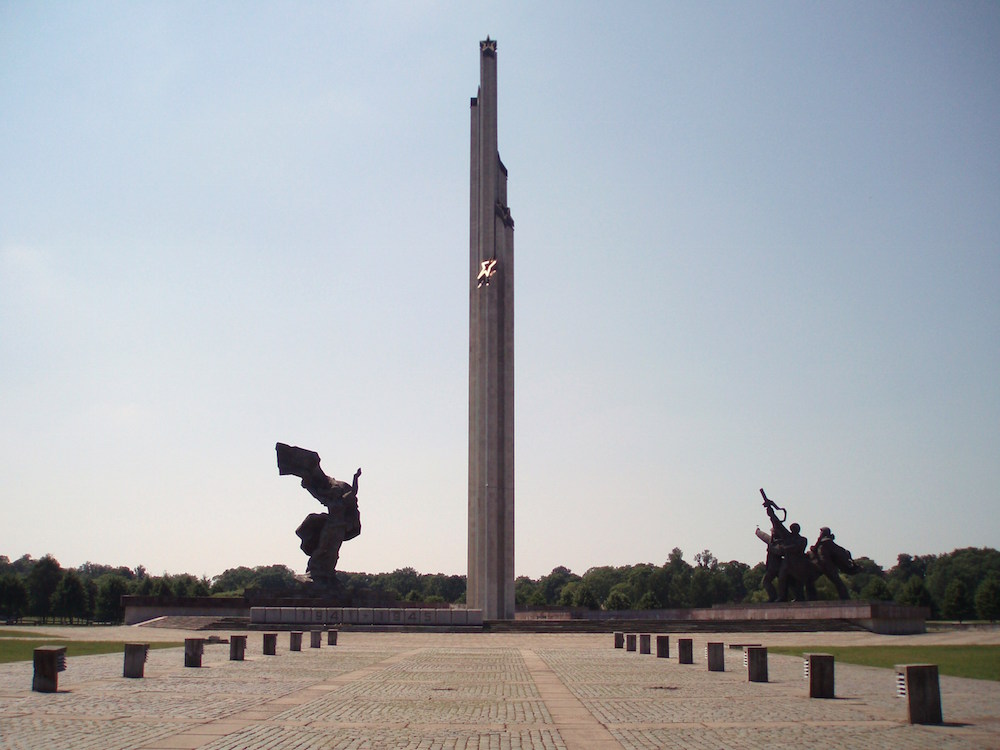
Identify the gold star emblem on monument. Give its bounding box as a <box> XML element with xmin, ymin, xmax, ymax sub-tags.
<box><xmin>477</xmin><ymin>258</ymin><xmax>498</xmax><ymax>287</ymax></box>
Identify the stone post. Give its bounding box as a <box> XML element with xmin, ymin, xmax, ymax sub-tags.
<box><xmin>289</xmin><ymin>632</ymin><xmax>303</xmax><ymax>651</ymax></box>
<box><xmin>328</xmin><ymin>629</ymin><xmax>338</xmax><ymax>645</ymax></box>
<box><xmin>229</xmin><ymin>635</ymin><xmax>247</xmax><ymax>661</ymax></box>
<box><xmin>625</xmin><ymin>633</ymin><xmax>637</xmax><ymax>652</ymax></box>
<box><xmin>678</xmin><ymin>638</ymin><xmax>693</xmax><ymax>664</ymax></box>
<box><xmin>707</xmin><ymin>642</ymin><xmax>724</xmax><ymax>672</ymax></box>
<box><xmin>184</xmin><ymin>638</ymin><xmax>204</xmax><ymax>668</ymax></box>
<box><xmin>655</xmin><ymin>635</ymin><xmax>670</xmax><ymax>658</ymax></box>
<box><xmin>32</xmin><ymin>646</ymin><xmax>67</xmax><ymax>692</ymax></box>
<box><xmin>896</xmin><ymin>664</ymin><xmax>942</xmax><ymax>724</ymax></box>
<box><xmin>263</xmin><ymin>633</ymin><xmax>277</xmax><ymax>655</ymax></box>
<box><xmin>639</xmin><ymin>634</ymin><xmax>651</xmax><ymax>654</ymax></box>
<box><xmin>310</xmin><ymin>631</ymin><xmax>322</xmax><ymax>648</ymax></box>
<box><xmin>123</xmin><ymin>643</ymin><xmax>148</xmax><ymax>678</ymax></box>
<box><xmin>613</xmin><ymin>631</ymin><xmax>624</xmax><ymax>649</ymax></box>
<box><xmin>746</xmin><ymin>646</ymin><xmax>768</xmax><ymax>682</ymax></box>
<box><xmin>806</xmin><ymin>653</ymin><xmax>834</xmax><ymax>698</ymax></box>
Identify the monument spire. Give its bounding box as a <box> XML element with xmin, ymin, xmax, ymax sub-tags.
<box><xmin>468</xmin><ymin>37</ymin><xmax>515</xmax><ymax>620</ymax></box>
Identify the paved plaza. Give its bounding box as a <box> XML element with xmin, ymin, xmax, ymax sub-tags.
<box><xmin>1</xmin><ymin>628</ymin><xmax>998</xmax><ymax>749</ymax></box>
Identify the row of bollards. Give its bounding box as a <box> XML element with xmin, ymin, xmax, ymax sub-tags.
<box><xmin>32</xmin><ymin>629</ymin><xmax>339</xmax><ymax>691</ymax></box>
<box><xmin>611</xmin><ymin>631</ymin><xmax>943</xmax><ymax>725</ymax></box>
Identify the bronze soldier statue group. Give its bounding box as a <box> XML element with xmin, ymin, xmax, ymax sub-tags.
<box><xmin>756</xmin><ymin>488</ymin><xmax>861</xmax><ymax>602</ymax></box>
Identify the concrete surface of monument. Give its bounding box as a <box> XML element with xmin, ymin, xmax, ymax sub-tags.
<box><xmin>468</xmin><ymin>37</ymin><xmax>515</xmax><ymax>621</ymax></box>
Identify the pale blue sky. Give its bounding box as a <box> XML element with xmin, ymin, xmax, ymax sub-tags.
<box><xmin>2</xmin><ymin>2</ymin><xmax>997</xmax><ymax>581</ymax></box>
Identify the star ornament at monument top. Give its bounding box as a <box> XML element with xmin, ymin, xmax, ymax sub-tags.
<box><xmin>477</xmin><ymin>258</ymin><xmax>498</xmax><ymax>287</ymax></box>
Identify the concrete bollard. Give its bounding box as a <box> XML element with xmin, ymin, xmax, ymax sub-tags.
<box><xmin>655</xmin><ymin>635</ymin><xmax>670</xmax><ymax>658</ymax></box>
<box><xmin>613</xmin><ymin>631</ymin><xmax>624</xmax><ymax>649</ymax></box>
<box><xmin>626</xmin><ymin>633</ymin><xmax>637</xmax><ymax>652</ymax></box>
<box><xmin>229</xmin><ymin>635</ymin><xmax>247</xmax><ymax>661</ymax></box>
<box><xmin>310</xmin><ymin>631</ymin><xmax>322</xmax><ymax>649</ymax></box>
<box><xmin>806</xmin><ymin>653</ymin><xmax>835</xmax><ymax>698</ymax></box>
<box><xmin>32</xmin><ymin>646</ymin><xmax>67</xmax><ymax>692</ymax></box>
<box><xmin>707</xmin><ymin>642</ymin><xmax>725</xmax><ymax>672</ymax></box>
<box><xmin>289</xmin><ymin>632</ymin><xmax>303</xmax><ymax>651</ymax></box>
<box><xmin>896</xmin><ymin>664</ymin><xmax>942</xmax><ymax>724</ymax></box>
<box><xmin>746</xmin><ymin>646</ymin><xmax>768</xmax><ymax>682</ymax></box>
<box><xmin>639</xmin><ymin>634</ymin><xmax>651</xmax><ymax>654</ymax></box>
<box><xmin>263</xmin><ymin>633</ymin><xmax>277</xmax><ymax>655</ymax></box>
<box><xmin>184</xmin><ymin>638</ymin><xmax>204</xmax><ymax>668</ymax></box>
<box><xmin>328</xmin><ymin>629</ymin><xmax>338</xmax><ymax>646</ymax></box>
<box><xmin>678</xmin><ymin>638</ymin><xmax>693</xmax><ymax>664</ymax></box>
<box><xmin>123</xmin><ymin>643</ymin><xmax>148</xmax><ymax>678</ymax></box>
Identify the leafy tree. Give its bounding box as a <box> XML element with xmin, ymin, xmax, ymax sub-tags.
<box><xmin>743</xmin><ymin>563</ymin><xmax>766</xmax><ymax>601</ymax></box>
<box><xmin>581</xmin><ymin>566</ymin><xmax>626</xmax><ymax>604</ymax></box>
<box><xmin>694</xmin><ymin>550</ymin><xmax>718</xmax><ymax>569</ymax></box>
<box><xmin>51</xmin><ymin>570</ymin><xmax>90</xmax><ymax>623</ymax></box>
<box><xmin>515</xmin><ymin>576</ymin><xmax>540</xmax><ymax>607</ymax></box>
<box><xmin>924</xmin><ymin>548</ymin><xmax>1000</xmax><ymax>615</ymax></box>
<box><xmin>688</xmin><ymin>567</ymin><xmax>715</xmax><ymax>607</ymax></box>
<box><xmin>896</xmin><ymin>575</ymin><xmax>933</xmax><ymax>612</ymax></box>
<box><xmin>571</xmin><ymin>582</ymin><xmax>599</xmax><ymax>610</ymax></box>
<box><xmin>604</xmin><ymin>583</ymin><xmax>632</xmax><ymax>610</ymax></box>
<box><xmin>211</xmin><ymin>566</ymin><xmax>257</xmax><ymax>595</ymax></box>
<box><xmin>0</xmin><ymin>573</ymin><xmax>29</xmax><ymax>620</ymax></box>
<box><xmin>635</xmin><ymin>590</ymin><xmax>661</xmax><ymax>609</ymax></box>
<box><xmin>10</xmin><ymin>554</ymin><xmax>34</xmax><ymax>575</ymax></box>
<box><xmin>646</xmin><ymin>565</ymin><xmax>674</xmax><ymax>608</ymax></box>
<box><xmin>860</xmin><ymin>577</ymin><xmax>893</xmax><ymax>601</ymax></box>
<box><xmin>95</xmin><ymin>574</ymin><xmax>131</xmax><ymax>623</ymax></box>
<box><xmin>942</xmin><ymin>579</ymin><xmax>973</xmax><ymax>621</ymax></box>
<box><xmin>28</xmin><ymin>554</ymin><xmax>63</xmax><ymax>622</ymax></box>
<box><xmin>252</xmin><ymin>565</ymin><xmax>299</xmax><ymax>593</ymax></box>
<box><xmin>846</xmin><ymin>557</ymin><xmax>884</xmax><ymax>598</ymax></box>
<box><xmin>538</xmin><ymin>567</ymin><xmax>580</xmax><ymax>605</ymax></box>
<box><xmin>557</xmin><ymin>581</ymin><xmax>579</xmax><ymax>607</ymax></box>
<box><xmin>974</xmin><ymin>576</ymin><xmax>1000</xmax><ymax>622</ymax></box>
<box><xmin>718</xmin><ymin>561</ymin><xmax>750</xmax><ymax>603</ymax></box>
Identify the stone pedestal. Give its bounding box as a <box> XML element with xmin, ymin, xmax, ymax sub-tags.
<box><xmin>897</xmin><ymin>664</ymin><xmax>942</xmax><ymax>724</ymax></box>
<box><xmin>625</xmin><ymin>633</ymin><xmax>637</xmax><ymax>652</ymax></box>
<box><xmin>184</xmin><ymin>638</ymin><xmax>204</xmax><ymax>668</ymax></box>
<box><xmin>289</xmin><ymin>632</ymin><xmax>303</xmax><ymax>651</ymax></box>
<box><xmin>123</xmin><ymin>643</ymin><xmax>148</xmax><ymax>678</ymax></box>
<box><xmin>328</xmin><ymin>629</ymin><xmax>338</xmax><ymax>645</ymax></box>
<box><xmin>746</xmin><ymin>646</ymin><xmax>768</xmax><ymax>682</ymax></box>
<box><xmin>613</xmin><ymin>631</ymin><xmax>624</xmax><ymax>649</ymax></box>
<box><xmin>263</xmin><ymin>633</ymin><xmax>277</xmax><ymax>655</ymax></box>
<box><xmin>310</xmin><ymin>631</ymin><xmax>322</xmax><ymax>648</ymax></box>
<box><xmin>707</xmin><ymin>642</ymin><xmax>724</xmax><ymax>672</ymax></box>
<box><xmin>806</xmin><ymin>653</ymin><xmax>834</xmax><ymax>698</ymax></box>
<box><xmin>655</xmin><ymin>635</ymin><xmax>670</xmax><ymax>658</ymax></box>
<box><xmin>639</xmin><ymin>634</ymin><xmax>651</xmax><ymax>654</ymax></box>
<box><xmin>229</xmin><ymin>635</ymin><xmax>247</xmax><ymax>661</ymax></box>
<box><xmin>32</xmin><ymin>646</ymin><xmax>66</xmax><ymax>692</ymax></box>
<box><xmin>678</xmin><ymin>638</ymin><xmax>693</xmax><ymax>664</ymax></box>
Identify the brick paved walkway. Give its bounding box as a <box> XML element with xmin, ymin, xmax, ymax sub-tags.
<box><xmin>0</xmin><ymin>630</ymin><xmax>997</xmax><ymax>749</ymax></box>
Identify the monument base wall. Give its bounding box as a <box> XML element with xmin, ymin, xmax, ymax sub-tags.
<box><xmin>515</xmin><ymin>601</ymin><xmax>928</xmax><ymax>635</ymax></box>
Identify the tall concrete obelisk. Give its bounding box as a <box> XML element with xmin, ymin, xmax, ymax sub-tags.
<box><xmin>468</xmin><ymin>37</ymin><xmax>515</xmax><ymax>621</ymax></box>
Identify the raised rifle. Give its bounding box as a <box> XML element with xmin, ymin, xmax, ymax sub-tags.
<box><xmin>759</xmin><ymin>488</ymin><xmax>787</xmax><ymax>523</ymax></box>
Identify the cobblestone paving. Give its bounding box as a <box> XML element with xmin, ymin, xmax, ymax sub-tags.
<box><xmin>536</xmin><ymin>638</ymin><xmax>1000</xmax><ymax>749</ymax></box>
<box><xmin>0</xmin><ymin>631</ymin><xmax>997</xmax><ymax>749</ymax></box>
<box><xmin>197</xmin><ymin>724</ymin><xmax>567</xmax><ymax>750</ymax></box>
<box><xmin>0</xmin><ymin>717</ymin><xmax>195</xmax><ymax>750</ymax></box>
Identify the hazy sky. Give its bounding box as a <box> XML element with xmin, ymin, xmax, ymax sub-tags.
<box><xmin>2</xmin><ymin>2</ymin><xmax>997</xmax><ymax>582</ymax></box>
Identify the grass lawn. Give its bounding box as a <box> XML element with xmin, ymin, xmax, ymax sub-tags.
<box><xmin>769</xmin><ymin>645</ymin><xmax>1000</xmax><ymax>682</ymax></box>
<box><xmin>0</xmin><ymin>639</ymin><xmax>182</xmax><ymax>664</ymax></box>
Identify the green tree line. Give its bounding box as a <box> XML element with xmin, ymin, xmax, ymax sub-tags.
<box><xmin>2</xmin><ymin>547</ymin><xmax>998</xmax><ymax>624</ymax></box>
